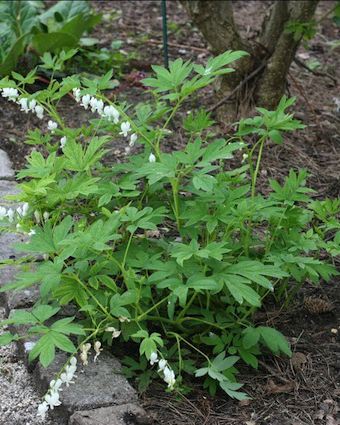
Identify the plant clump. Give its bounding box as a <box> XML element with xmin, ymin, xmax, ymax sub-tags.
<box><xmin>0</xmin><ymin>50</ymin><xmax>338</xmax><ymax>419</ymax></box>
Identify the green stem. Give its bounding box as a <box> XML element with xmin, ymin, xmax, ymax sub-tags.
<box><xmin>171</xmin><ymin>178</ymin><xmax>181</xmax><ymax>230</ymax></box>
<box><xmin>251</xmin><ymin>137</ymin><xmax>266</xmax><ymax>199</ymax></box>
<box><xmin>168</xmin><ymin>332</ymin><xmax>211</xmax><ymax>364</ymax></box>
<box><xmin>71</xmin><ymin>274</ymin><xmax>114</xmax><ymax>320</ymax></box>
<box><xmin>122</xmin><ymin>232</ymin><xmax>134</xmax><ymax>269</ymax></box>
<box><xmin>176</xmin><ymin>292</ymin><xmax>197</xmax><ymax>321</ymax></box>
<box><xmin>135</xmin><ymin>295</ymin><xmax>171</xmax><ymax>321</ymax></box>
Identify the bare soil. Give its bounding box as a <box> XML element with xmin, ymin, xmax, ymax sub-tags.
<box><xmin>0</xmin><ymin>1</ymin><xmax>339</xmax><ymax>424</ymax></box>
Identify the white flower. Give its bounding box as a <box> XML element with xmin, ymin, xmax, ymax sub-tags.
<box><xmin>158</xmin><ymin>359</ymin><xmax>167</xmax><ymax>371</ymax></box>
<box><xmin>118</xmin><ymin>316</ymin><xmax>131</xmax><ymax>323</ymax></box>
<box><xmin>90</xmin><ymin>97</ymin><xmax>104</xmax><ymax>114</ymax></box>
<box><xmin>60</xmin><ymin>136</ymin><xmax>67</xmax><ymax>149</ymax></box>
<box><xmin>28</xmin><ymin>229</ymin><xmax>36</xmax><ymax>236</ymax></box>
<box><xmin>105</xmin><ymin>327</ymin><xmax>121</xmax><ymax>339</ymax></box>
<box><xmin>50</xmin><ymin>379</ymin><xmax>63</xmax><ymax>393</ymax></box>
<box><xmin>34</xmin><ymin>210</ymin><xmax>41</xmax><ymax>224</ymax></box>
<box><xmin>129</xmin><ymin>133</ymin><xmax>137</xmax><ymax>147</ymax></box>
<box><xmin>60</xmin><ymin>370</ymin><xmax>75</xmax><ymax>387</ymax></box>
<box><xmin>43</xmin><ymin>211</ymin><xmax>49</xmax><ymax>221</ymax></box>
<box><xmin>0</xmin><ymin>206</ymin><xmax>6</xmax><ymax>219</ymax></box>
<box><xmin>119</xmin><ymin>121</ymin><xmax>131</xmax><ymax>137</ymax></box>
<box><xmin>29</xmin><ymin>99</ymin><xmax>37</xmax><ymax>111</ymax></box>
<box><xmin>66</xmin><ymin>363</ymin><xmax>77</xmax><ymax>375</ymax></box>
<box><xmin>73</xmin><ymin>88</ymin><xmax>81</xmax><ymax>102</ymax></box>
<box><xmin>96</xmin><ymin>99</ymin><xmax>104</xmax><ymax>115</ymax></box>
<box><xmin>149</xmin><ymin>352</ymin><xmax>158</xmax><ymax>365</ymax></box>
<box><xmin>103</xmin><ymin>105</ymin><xmax>120</xmax><ymax>123</ymax></box>
<box><xmin>60</xmin><ymin>358</ymin><xmax>77</xmax><ymax>386</ymax></box>
<box><xmin>94</xmin><ymin>341</ymin><xmax>103</xmax><ymax>362</ymax></box>
<box><xmin>7</xmin><ymin>208</ymin><xmax>14</xmax><ymax>222</ymax></box>
<box><xmin>44</xmin><ymin>391</ymin><xmax>61</xmax><ymax>409</ymax></box>
<box><xmin>242</xmin><ymin>153</ymin><xmax>248</xmax><ymax>163</ymax></box>
<box><xmin>34</xmin><ymin>105</ymin><xmax>44</xmax><ymax>119</ymax></box>
<box><xmin>18</xmin><ymin>98</ymin><xmax>29</xmax><ymax>113</ymax></box>
<box><xmin>37</xmin><ymin>401</ymin><xmax>49</xmax><ymax>420</ymax></box>
<box><xmin>47</xmin><ymin>120</ymin><xmax>58</xmax><ymax>133</ymax></box>
<box><xmin>163</xmin><ymin>366</ymin><xmax>176</xmax><ymax>388</ymax></box>
<box><xmin>148</xmin><ymin>153</ymin><xmax>156</xmax><ymax>163</ymax></box>
<box><xmin>2</xmin><ymin>87</ymin><xmax>19</xmax><ymax>101</ymax></box>
<box><xmin>43</xmin><ymin>254</ymin><xmax>49</xmax><ymax>261</ymax></box>
<box><xmin>81</xmin><ymin>94</ymin><xmax>91</xmax><ymax>109</ymax></box>
<box><xmin>80</xmin><ymin>343</ymin><xmax>91</xmax><ymax>366</ymax></box>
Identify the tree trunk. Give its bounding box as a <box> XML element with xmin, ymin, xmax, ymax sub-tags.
<box><xmin>182</xmin><ymin>0</ymin><xmax>319</xmax><ymax>116</ymax></box>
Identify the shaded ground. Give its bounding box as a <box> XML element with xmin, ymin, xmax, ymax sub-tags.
<box><xmin>0</xmin><ymin>1</ymin><xmax>339</xmax><ymax>424</ymax></box>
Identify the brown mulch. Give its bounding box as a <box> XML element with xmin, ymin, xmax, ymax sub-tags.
<box><xmin>0</xmin><ymin>1</ymin><xmax>339</xmax><ymax>424</ymax></box>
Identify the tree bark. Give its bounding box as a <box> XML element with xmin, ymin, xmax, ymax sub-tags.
<box><xmin>183</xmin><ymin>0</ymin><xmax>319</xmax><ymax>115</ymax></box>
<box><xmin>257</xmin><ymin>1</ymin><xmax>319</xmax><ymax>109</ymax></box>
<box><xmin>181</xmin><ymin>1</ymin><xmax>254</xmax><ymax>90</ymax></box>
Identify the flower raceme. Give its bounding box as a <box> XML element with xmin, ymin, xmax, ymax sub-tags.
<box><xmin>1</xmin><ymin>88</ymin><xmax>44</xmax><ymax>118</ymax></box>
<box><xmin>37</xmin><ymin>356</ymin><xmax>77</xmax><ymax>421</ymax></box>
<box><xmin>2</xmin><ymin>82</ymin><xmax>137</xmax><ymax>156</ymax></box>
<box><xmin>149</xmin><ymin>353</ymin><xmax>176</xmax><ymax>390</ymax></box>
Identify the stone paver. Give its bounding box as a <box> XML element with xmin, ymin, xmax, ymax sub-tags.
<box><xmin>69</xmin><ymin>403</ymin><xmax>150</xmax><ymax>425</ymax></box>
<box><xmin>0</xmin><ymin>179</ymin><xmax>19</xmax><ymax>197</ymax></box>
<box><xmin>34</xmin><ymin>351</ymin><xmax>138</xmax><ymax>420</ymax></box>
<box><xmin>0</xmin><ymin>149</ymin><xmax>14</xmax><ymax>179</ymax></box>
<box><xmin>0</xmin><ymin>265</ymin><xmax>39</xmax><ymax>314</ymax></box>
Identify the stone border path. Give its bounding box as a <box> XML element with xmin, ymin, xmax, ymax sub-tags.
<box><xmin>0</xmin><ymin>150</ymin><xmax>149</xmax><ymax>425</ymax></box>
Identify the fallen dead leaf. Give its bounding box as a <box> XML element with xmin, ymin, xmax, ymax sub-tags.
<box><xmin>265</xmin><ymin>379</ymin><xmax>295</xmax><ymax>394</ymax></box>
<box><xmin>239</xmin><ymin>399</ymin><xmax>251</xmax><ymax>407</ymax></box>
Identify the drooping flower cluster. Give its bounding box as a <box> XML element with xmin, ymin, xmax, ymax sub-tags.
<box><xmin>37</xmin><ymin>357</ymin><xmax>77</xmax><ymax>421</ymax></box>
<box><xmin>80</xmin><ymin>342</ymin><xmax>91</xmax><ymax>366</ymax></box>
<box><xmin>0</xmin><ymin>202</ymin><xmax>29</xmax><ymax>223</ymax></box>
<box><xmin>1</xmin><ymin>87</ymin><xmax>44</xmax><ymax>119</ymax></box>
<box><xmin>73</xmin><ymin>87</ymin><xmax>138</xmax><ymax>151</ymax></box>
<box><xmin>149</xmin><ymin>352</ymin><xmax>176</xmax><ymax>390</ymax></box>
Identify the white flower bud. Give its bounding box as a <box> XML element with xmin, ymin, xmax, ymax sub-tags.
<box><xmin>60</xmin><ymin>136</ymin><xmax>67</xmax><ymax>149</ymax></box>
<box><xmin>34</xmin><ymin>105</ymin><xmax>44</xmax><ymax>119</ymax></box>
<box><xmin>149</xmin><ymin>352</ymin><xmax>158</xmax><ymax>365</ymax></box>
<box><xmin>158</xmin><ymin>359</ymin><xmax>167</xmax><ymax>371</ymax></box>
<box><xmin>148</xmin><ymin>153</ymin><xmax>156</xmax><ymax>163</ymax></box>
<box><xmin>34</xmin><ymin>210</ymin><xmax>41</xmax><ymax>224</ymax></box>
<box><xmin>129</xmin><ymin>133</ymin><xmax>137</xmax><ymax>147</ymax></box>
<box><xmin>81</xmin><ymin>94</ymin><xmax>91</xmax><ymax>109</ymax></box>
<box><xmin>0</xmin><ymin>206</ymin><xmax>7</xmax><ymax>219</ymax></box>
<box><xmin>7</xmin><ymin>208</ymin><xmax>14</xmax><ymax>222</ymax></box>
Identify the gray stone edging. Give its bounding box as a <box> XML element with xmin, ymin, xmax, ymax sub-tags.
<box><xmin>0</xmin><ymin>149</ymin><xmax>149</xmax><ymax>425</ymax></box>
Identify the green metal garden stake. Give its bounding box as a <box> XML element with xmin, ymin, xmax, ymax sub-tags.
<box><xmin>161</xmin><ymin>0</ymin><xmax>169</xmax><ymax>68</ymax></box>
